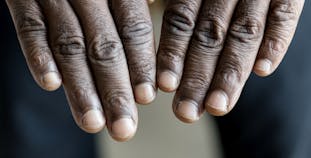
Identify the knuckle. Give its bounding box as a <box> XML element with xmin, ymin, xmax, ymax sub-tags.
<box><xmin>270</xmin><ymin>1</ymin><xmax>301</xmax><ymax>22</ymax></box>
<box><xmin>163</xmin><ymin>2</ymin><xmax>197</xmax><ymax>35</ymax></box>
<box><xmin>219</xmin><ymin>55</ymin><xmax>246</xmax><ymax>85</ymax></box>
<box><xmin>158</xmin><ymin>45</ymin><xmax>186</xmax><ymax>63</ymax></box>
<box><xmin>230</xmin><ymin>16</ymin><xmax>264</xmax><ymax>42</ymax></box>
<box><xmin>73</xmin><ymin>88</ymin><xmax>88</xmax><ymax>99</ymax></box>
<box><xmin>6</xmin><ymin>0</ymin><xmax>45</xmax><ymax>35</ymax></box>
<box><xmin>157</xmin><ymin>46</ymin><xmax>185</xmax><ymax>73</ymax></box>
<box><xmin>28</xmin><ymin>47</ymin><xmax>51</xmax><ymax>67</ymax></box>
<box><xmin>121</xmin><ymin>20</ymin><xmax>153</xmax><ymax>45</ymax></box>
<box><xmin>68</xmin><ymin>86</ymin><xmax>97</xmax><ymax>113</ymax></box>
<box><xmin>14</xmin><ymin>10</ymin><xmax>46</xmax><ymax>36</ymax></box>
<box><xmin>88</xmin><ymin>38</ymin><xmax>124</xmax><ymax>64</ymax></box>
<box><xmin>127</xmin><ymin>54</ymin><xmax>154</xmax><ymax>83</ymax></box>
<box><xmin>53</xmin><ymin>36</ymin><xmax>86</xmax><ymax>56</ymax></box>
<box><xmin>103</xmin><ymin>92</ymin><xmax>132</xmax><ymax>118</ymax></box>
<box><xmin>182</xmin><ymin>70</ymin><xmax>212</xmax><ymax>91</ymax></box>
<box><xmin>262</xmin><ymin>37</ymin><xmax>287</xmax><ymax>57</ymax></box>
<box><xmin>158</xmin><ymin>38</ymin><xmax>188</xmax><ymax>63</ymax></box>
<box><xmin>192</xmin><ymin>17</ymin><xmax>226</xmax><ymax>51</ymax></box>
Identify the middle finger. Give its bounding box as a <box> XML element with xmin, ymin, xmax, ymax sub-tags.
<box><xmin>110</xmin><ymin>0</ymin><xmax>156</xmax><ymax>105</ymax></box>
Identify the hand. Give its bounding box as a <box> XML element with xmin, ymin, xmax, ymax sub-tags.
<box><xmin>6</xmin><ymin>0</ymin><xmax>156</xmax><ymax>141</ymax></box>
<box><xmin>157</xmin><ymin>0</ymin><xmax>305</xmax><ymax>122</ymax></box>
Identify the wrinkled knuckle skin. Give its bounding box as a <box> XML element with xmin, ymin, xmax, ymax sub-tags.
<box><xmin>67</xmin><ymin>86</ymin><xmax>98</xmax><ymax>114</ymax></box>
<box><xmin>230</xmin><ymin>16</ymin><xmax>264</xmax><ymax>43</ymax></box>
<box><xmin>181</xmin><ymin>70</ymin><xmax>212</xmax><ymax>94</ymax></box>
<box><xmin>158</xmin><ymin>42</ymin><xmax>187</xmax><ymax>62</ymax></box>
<box><xmin>192</xmin><ymin>17</ymin><xmax>226</xmax><ymax>52</ymax></box>
<box><xmin>218</xmin><ymin>57</ymin><xmax>245</xmax><ymax>87</ymax></box>
<box><xmin>261</xmin><ymin>37</ymin><xmax>287</xmax><ymax>58</ymax></box>
<box><xmin>17</xmin><ymin>16</ymin><xmax>46</xmax><ymax>37</ymax></box>
<box><xmin>128</xmin><ymin>55</ymin><xmax>155</xmax><ymax>84</ymax></box>
<box><xmin>88</xmin><ymin>38</ymin><xmax>124</xmax><ymax>65</ymax></box>
<box><xmin>158</xmin><ymin>32</ymin><xmax>189</xmax><ymax>63</ymax></box>
<box><xmin>163</xmin><ymin>2</ymin><xmax>197</xmax><ymax>36</ymax></box>
<box><xmin>103</xmin><ymin>92</ymin><xmax>133</xmax><ymax>121</ymax></box>
<box><xmin>157</xmin><ymin>37</ymin><xmax>188</xmax><ymax>72</ymax></box>
<box><xmin>28</xmin><ymin>47</ymin><xmax>51</xmax><ymax>68</ymax></box>
<box><xmin>157</xmin><ymin>47</ymin><xmax>186</xmax><ymax>75</ymax></box>
<box><xmin>8</xmin><ymin>2</ymin><xmax>46</xmax><ymax>37</ymax></box>
<box><xmin>270</xmin><ymin>1</ymin><xmax>301</xmax><ymax>23</ymax></box>
<box><xmin>121</xmin><ymin>20</ymin><xmax>153</xmax><ymax>46</ymax></box>
<box><xmin>53</xmin><ymin>36</ymin><xmax>86</xmax><ymax>57</ymax></box>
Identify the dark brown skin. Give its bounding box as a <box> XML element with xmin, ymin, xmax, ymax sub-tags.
<box><xmin>6</xmin><ymin>0</ymin><xmax>156</xmax><ymax>142</ymax></box>
<box><xmin>6</xmin><ymin>0</ymin><xmax>305</xmax><ymax>141</ymax></box>
<box><xmin>157</xmin><ymin>0</ymin><xmax>305</xmax><ymax>122</ymax></box>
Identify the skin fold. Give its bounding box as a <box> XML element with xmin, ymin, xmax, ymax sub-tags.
<box><xmin>5</xmin><ymin>0</ymin><xmax>305</xmax><ymax>141</ymax></box>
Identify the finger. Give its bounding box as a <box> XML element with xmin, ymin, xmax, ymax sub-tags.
<box><xmin>173</xmin><ymin>0</ymin><xmax>238</xmax><ymax>123</ymax></box>
<box><xmin>205</xmin><ymin>0</ymin><xmax>271</xmax><ymax>116</ymax></box>
<box><xmin>38</xmin><ymin>0</ymin><xmax>105</xmax><ymax>133</ymax></box>
<box><xmin>110</xmin><ymin>0</ymin><xmax>156</xmax><ymax>105</ymax></box>
<box><xmin>70</xmin><ymin>0</ymin><xmax>138</xmax><ymax>141</ymax></box>
<box><xmin>253</xmin><ymin>0</ymin><xmax>305</xmax><ymax>76</ymax></box>
<box><xmin>148</xmin><ymin>0</ymin><xmax>155</xmax><ymax>5</ymax></box>
<box><xmin>6</xmin><ymin>0</ymin><xmax>61</xmax><ymax>91</ymax></box>
<box><xmin>157</xmin><ymin>0</ymin><xmax>202</xmax><ymax>92</ymax></box>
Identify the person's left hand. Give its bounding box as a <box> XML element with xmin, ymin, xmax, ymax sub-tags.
<box><xmin>157</xmin><ymin>0</ymin><xmax>305</xmax><ymax>122</ymax></box>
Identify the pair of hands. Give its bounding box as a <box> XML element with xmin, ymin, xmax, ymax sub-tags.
<box><xmin>6</xmin><ymin>0</ymin><xmax>304</xmax><ymax>141</ymax></box>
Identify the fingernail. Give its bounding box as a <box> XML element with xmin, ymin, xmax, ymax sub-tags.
<box><xmin>111</xmin><ymin>118</ymin><xmax>135</xmax><ymax>142</ymax></box>
<box><xmin>148</xmin><ymin>0</ymin><xmax>155</xmax><ymax>4</ymax></box>
<box><xmin>135</xmin><ymin>83</ymin><xmax>156</xmax><ymax>104</ymax></box>
<box><xmin>176</xmin><ymin>100</ymin><xmax>199</xmax><ymax>123</ymax></box>
<box><xmin>254</xmin><ymin>59</ymin><xmax>272</xmax><ymax>76</ymax></box>
<box><xmin>81</xmin><ymin>110</ymin><xmax>105</xmax><ymax>133</ymax></box>
<box><xmin>205</xmin><ymin>90</ymin><xmax>228</xmax><ymax>115</ymax></box>
<box><xmin>158</xmin><ymin>71</ymin><xmax>178</xmax><ymax>92</ymax></box>
<box><xmin>42</xmin><ymin>72</ymin><xmax>61</xmax><ymax>91</ymax></box>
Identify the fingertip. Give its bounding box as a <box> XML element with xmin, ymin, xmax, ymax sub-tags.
<box><xmin>111</xmin><ymin>118</ymin><xmax>136</xmax><ymax>142</ymax></box>
<box><xmin>81</xmin><ymin>110</ymin><xmax>106</xmax><ymax>134</ymax></box>
<box><xmin>147</xmin><ymin>0</ymin><xmax>155</xmax><ymax>4</ymax></box>
<box><xmin>205</xmin><ymin>90</ymin><xmax>229</xmax><ymax>116</ymax></box>
<box><xmin>134</xmin><ymin>83</ymin><xmax>156</xmax><ymax>105</ymax></box>
<box><xmin>158</xmin><ymin>71</ymin><xmax>179</xmax><ymax>92</ymax></box>
<box><xmin>253</xmin><ymin>59</ymin><xmax>273</xmax><ymax>77</ymax></box>
<box><xmin>175</xmin><ymin>100</ymin><xmax>200</xmax><ymax>123</ymax></box>
<box><xmin>42</xmin><ymin>72</ymin><xmax>62</xmax><ymax>91</ymax></box>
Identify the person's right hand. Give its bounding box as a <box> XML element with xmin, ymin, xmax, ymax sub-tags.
<box><xmin>6</xmin><ymin>0</ymin><xmax>156</xmax><ymax>141</ymax></box>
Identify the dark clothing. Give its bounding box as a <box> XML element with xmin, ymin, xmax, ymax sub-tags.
<box><xmin>216</xmin><ymin>1</ymin><xmax>311</xmax><ymax>158</ymax></box>
<box><xmin>1</xmin><ymin>1</ymin><xmax>311</xmax><ymax>158</ymax></box>
<box><xmin>0</xmin><ymin>2</ymin><xmax>96</xmax><ymax>158</ymax></box>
